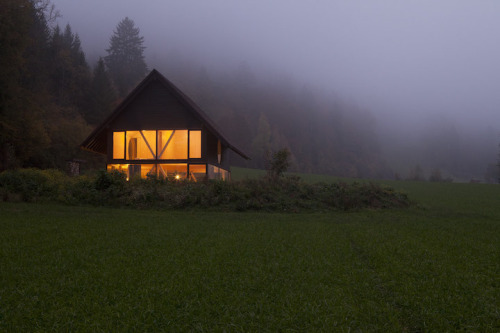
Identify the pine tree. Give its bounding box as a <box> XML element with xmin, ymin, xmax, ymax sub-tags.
<box><xmin>105</xmin><ymin>17</ymin><xmax>147</xmax><ymax>97</ymax></box>
<box><xmin>49</xmin><ymin>24</ymin><xmax>90</xmax><ymax>108</ymax></box>
<box><xmin>84</xmin><ymin>58</ymin><xmax>117</xmax><ymax>125</ymax></box>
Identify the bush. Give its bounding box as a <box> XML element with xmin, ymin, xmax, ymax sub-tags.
<box><xmin>0</xmin><ymin>168</ymin><xmax>411</xmax><ymax>211</ymax></box>
<box><xmin>0</xmin><ymin>168</ymin><xmax>66</xmax><ymax>202</ymax></box>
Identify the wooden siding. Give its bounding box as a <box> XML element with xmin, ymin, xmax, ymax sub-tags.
<box><xmin>111</xmin><ymin>80</ymin><xmax>202</xmax><ymax>130</ymax></box>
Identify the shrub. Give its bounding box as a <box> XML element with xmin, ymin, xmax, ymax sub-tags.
<box><xmin>0</xmin><ymin>168</ymin><xmax>66</xmax><ymax>202</ymax></box>
<box><xmin>0</xmin><ymin>168</ymin><xmax>411</xmax><ymax>211</ymax></box>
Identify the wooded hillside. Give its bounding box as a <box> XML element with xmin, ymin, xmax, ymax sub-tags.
<box><xmin>0</xmin><ymin>0</ymin><xmax>393</xmax><ymax>178</ymax></box>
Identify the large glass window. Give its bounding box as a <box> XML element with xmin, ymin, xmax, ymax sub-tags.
<box><xmin>112</xmin><ymin>129</ymin><xmax>202</xmax><ymax>161</ymax></box>
<box><xmin>113</xmin><ymin>132</ymin><xmax>125</xmax><ymax>159</ymax></box>
<box><xmin>158</xmin><ymin>130</ymin><xmax>188</xmax><ymax>159</ymax></box>
<box><xmin>189</xmin><ymin>130</ymin><xmax>202</xmax><ymax>158</ymax></box>
<box><xmin>126</xmin><ymin>131</ymin><xmax>156</xmax><ymax>160</ymax></box>
<box><xmin>108</xmin><ymin>163</ymin><xmax>224</xmax><ymax>181</ymax></box>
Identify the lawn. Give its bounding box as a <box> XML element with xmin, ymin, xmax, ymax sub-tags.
<box><xmin>0</xmin><ymin>176</ymin><xmax>499</xmax><ymax>331</ymax></box>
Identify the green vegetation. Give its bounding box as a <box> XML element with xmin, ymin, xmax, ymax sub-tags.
<box><xmin>0</xmin><ymin>168</ymin><xmax>410</xmax><ymax>211</ymax></box>
<box><xmin>0</xmin><ymin>176</ymin><xmax>499</xmax><ymax>331</ymax></box>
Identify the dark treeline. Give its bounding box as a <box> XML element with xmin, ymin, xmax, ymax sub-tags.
<box><xmin>0</xmin><ymin>1</ymin><xmax>138</xmax><ymax>171</ymax></box>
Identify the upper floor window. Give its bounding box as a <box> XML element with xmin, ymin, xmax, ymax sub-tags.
<box><xmin>113</xmin><ymin>132</ymin><xmax>125</xmax><ymax>159</ymax></box>
<box><xmin>158</xmin><ymin>130</ymin><xmax>187</xmax><ymax>159</ymax></box>
<box><xmin>189</xmin><ymin>130</ymin><xmax>201</xmax><ymax>158</ymax></box>
<box><xmin>113</xmin><ymin>130</ymin><xmax>201</xmax><ymax>160</ymax></box>
<box><xmin>126</xmin><ymin>131</ymin><xmax>156</xmax><ymax>160</ymax></box>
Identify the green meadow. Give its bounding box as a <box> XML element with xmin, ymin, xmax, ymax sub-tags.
<box><xmin>0</xmin><ymin>171</ymin><xmax>499</xmax><ymax>331</ymax></box>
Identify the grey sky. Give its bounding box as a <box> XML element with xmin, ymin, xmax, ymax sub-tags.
<box><xmin>52</xmin><ymin>0</ymin><xmax>500</xmax><ymax>129</ymax></box>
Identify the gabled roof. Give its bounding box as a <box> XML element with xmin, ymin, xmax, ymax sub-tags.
<box><xmin>81</xmin><ymin>69</ymin><xmax>249</xmax><ymax>160</ymax></box>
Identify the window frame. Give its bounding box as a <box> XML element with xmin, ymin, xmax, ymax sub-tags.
<box><xmin>111</xmin><ymin>129</ymin><xmax>203</xmax><ymax>162</ymax></box>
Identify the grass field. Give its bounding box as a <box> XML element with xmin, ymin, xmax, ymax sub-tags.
<box><xmin>1</xmin><ymin>171</ymin><xmax>499</xmax><ymax>331</ymax></box>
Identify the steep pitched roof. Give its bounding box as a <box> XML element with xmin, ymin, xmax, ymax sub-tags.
<box><xmin>81</xmin><ymin>69</ymin><xmax>249</xmax><ymax>160</ymax></box>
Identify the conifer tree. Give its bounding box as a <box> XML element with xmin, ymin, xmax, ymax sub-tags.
<box><xmin>105</xmin><ymin>17</ymin><xmax>147</xmax><ymax>97</ymax></box>
<box><xmin>85</xmin><ymin>58</ymin><xmax>117</xmax><ymax>125</ymax></box>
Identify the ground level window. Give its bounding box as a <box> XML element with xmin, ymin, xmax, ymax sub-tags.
<box><xmin>107</xmin><ymin>163</ymin><xmax>228</xmax><ymax>181</ymax></box>
<box><xmin>107</xmin><ymin>164</ymin><xmax>156</xmax><ymax>180</ymax></box>
<box><xmin>158</xmin><ymin>163</ymin><xmax>187</xmax><ymax>180</ymax></box>
<box><xmin>107</xmin><ymin>164</ymin><xmax>128</xmax><ymax>175</ymax></box>
<box><xmin>189</xmin><ymin>164</ymin><xmax>206</xmax><ymax>182</ymax></box>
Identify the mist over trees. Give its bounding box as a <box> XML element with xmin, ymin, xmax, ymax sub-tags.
<box><xmin>152</xmin><ymin>55</ymin><xmax>391</xmax><ymax>178</ymax></box>
<box><xmin>105</xmin><ymin>17</ymin><xmax>147</xmax><ymax>97</ymax></box>
<box><xmin>1</xmin><ymin>0</ymin><xmax>498</xmax><ymax>182</ymax></box>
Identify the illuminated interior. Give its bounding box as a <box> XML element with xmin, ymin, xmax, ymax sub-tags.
<box><xmin>189</xmin><ymin>130</ymin><xmax>202</xmax><ymax>158</ymax></box>
<box><xmin>158</xmin><ymin>163</ymin><xmax>187</xmax><ymax>179</ymax></box>
<box><xmin>108</xmin><ymin>163</ymin><xmax>224</xmax><ymax>180</ymax></box>
<box><xmin>113</xmin><ymin>130</ymin><xmax>201</xmax><ymax>161</ymax></box>
<box><xmin>189</xmin><ymin>164</ymin><xmax>206</xmax><ymax>182</ymax></box>
<box><xmin>109</xmin><ymin>130</ymin><xmax>221</xmax><ymax>180</ymax></box>
<box><xmin>126</xmin><ymin>131</ymin><xmax>156</xmax><ymax>160</ymax></box>
<box><xmin>113</xmin><ymin>132</ymin><xmax>125</xmax><ymax>159</ymax></box>
<box><xmin>107</xmin><ymin>164</ymin><xmax>128</xmax><ymax>174</ymax></box>
<box><xmin>157</xmin><ymin>130</ymin><xmax>188</xmax><ymax>159</ymax></box>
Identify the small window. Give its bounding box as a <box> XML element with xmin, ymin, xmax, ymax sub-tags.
<box><xmin>113</xmin><ymin>132</ymin><xmax>125</xmax><ymax>159</ymax></box>
<box><xmin>189</xmin><ymin>130</ymin><xmax>202</xmax><ymax>158</ymax></box>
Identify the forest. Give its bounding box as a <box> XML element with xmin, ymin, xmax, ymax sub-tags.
<box><xmin>1</xmin><ymin>0</ymin><xmax>497</xmax><ymax>182</ymax></box>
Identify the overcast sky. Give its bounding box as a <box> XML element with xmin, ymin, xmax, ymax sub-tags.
<box><xmin>52</xmin><ymin>0</ymin><xmax>500</xmax><ymax>130</ymax></box>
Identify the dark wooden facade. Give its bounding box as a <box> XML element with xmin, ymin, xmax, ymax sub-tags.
<box><xmin>81</xmin><ymin>69</ymin><xmax>248</xmax><ymax>180</ymax></box>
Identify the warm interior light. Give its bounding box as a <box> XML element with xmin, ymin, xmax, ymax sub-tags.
<box><xmin>113</xmin><ymin>132</ymin><xmax>125</xmax><ymax>159</ymax></box>
<box><xmin>175</xmin><ymin>174</ymin><xmax>180</xmax><ymax>180</ymax></box>
<box><xmin>189</xmin><ymin>130</ymin><xmax>202</xmax><ymax>158</ymax></box>
<box><xmin>126</xmin><ymin>131</ymin><xmax>156</xmax><ymax>160</ymax></box>
<box><xmin>158</xmin><ymin>130</ymin><xmax>188</xmax><ymax>159</ymax></box>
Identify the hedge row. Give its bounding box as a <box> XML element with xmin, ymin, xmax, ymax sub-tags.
<box><xmin>0</xmin><ymin>169</ymin><xmax>411</xmax><ymax>211</ymax></box>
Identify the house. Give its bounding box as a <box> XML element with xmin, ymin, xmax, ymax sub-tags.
<box><xmin>81</xmin><ymin>69</ymin><xmax>249</xmax><ymax>181</ymax></box>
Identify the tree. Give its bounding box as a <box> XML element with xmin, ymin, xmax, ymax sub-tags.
<box><xmin>84</xmin><ymin>58</ymin><xmax>117</xmax><ymax>125</ymax></box>
<box><xmin>267</xmin><ymin>148</ymin><xmax>291</xmax><ymax>181</ymax></box>
<box><xmin>105</xmin><ymin>17</ymin><xmax>147</xmax><ymax>97</ymax></box>
<box><xmin>49</xmin><ymin>24</ymin><xmax>90</xmax><ymax>108</ymax></box>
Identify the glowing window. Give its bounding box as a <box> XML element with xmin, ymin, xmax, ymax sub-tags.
<box><xmin>189</xmin><ymin>130</ymin><xmax>202</xmax><ymax>158</ymax></box>
<box><xmin>189</xmin><ymin>164</ymin><xmax>206</xmax><ymax>182</ymax></box>
<box><xmin>157</xmin><ymin>130</ymin><xmax>187</xmax><ymax>159</ymax></box>
<box><xmin>126</xmin><ymin>131</ymin><xmax>156</xmax><ymax>160</ymax></box>
<box><xmin>107</xmin><ymin>164</ymin><xmax>128</xmax><ymax>173</ymax></box>
<box><xmin>107</xmin><ymin>164</ymin><xmax>129</xmax><ymax>179</ymax></box>
<box><xmin>158</xmin><ymin>163</ymin><xmax>187</xmax><ymax>179</ymax></box>
<box><xmin>139</xmin><ymin>164</ymin><xmax>157</xmax><ymax>179</ymax></box>
<box><xmin>113</xmin><ymin>132</ymin><xmax>125</xmax><ymax>159</ymax></box>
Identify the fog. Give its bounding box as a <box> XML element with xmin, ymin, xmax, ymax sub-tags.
<box><xmin>52</xmin><ymin>0</ymin><xmax>500</xmax><ymax>180</ymax></box>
